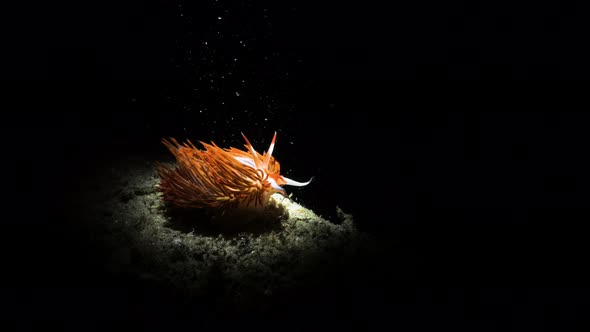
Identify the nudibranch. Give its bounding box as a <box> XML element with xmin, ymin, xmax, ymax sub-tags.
<box><xmin>157</xmin><ymin>132</ymin><xmax>313</xmax><ymax>209</ymax></box>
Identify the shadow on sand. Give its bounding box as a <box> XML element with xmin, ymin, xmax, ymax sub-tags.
<box><xmin>161</xmin><ymin>202</ymin><xmax>289</xmax><ymax>238</ymax></box>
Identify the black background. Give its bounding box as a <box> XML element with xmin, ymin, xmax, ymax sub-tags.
<box><xmin>5</xmin><ymin>1</ymin><xmax>590</xmax><ymax>80</ymax></box>
<box><xmin>3</xmin><ymin>0</ymin><xmax>590</xmax><ymax>330</ymax></box>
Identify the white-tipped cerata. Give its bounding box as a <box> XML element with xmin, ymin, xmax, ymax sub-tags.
<box><xmin>263</xmin><ymin>131</ymin><xmax>277</xmax><ymax>168</ymax></box>
<box><xmin>241</xmin><ymin>132</ymin><xmax>261</xmax><ymax>169</ymax></box>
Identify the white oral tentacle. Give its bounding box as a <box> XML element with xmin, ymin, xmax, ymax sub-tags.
<box><xmin>283</xmin><ymin>176</ymin><xmax>314</xmax><ymax>187</ymax></box>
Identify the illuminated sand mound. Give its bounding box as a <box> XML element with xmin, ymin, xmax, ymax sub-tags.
<box><xmin>74</xmin><ymin>158</ymin><xmax>382</xmax><ymax>315</ymax></box>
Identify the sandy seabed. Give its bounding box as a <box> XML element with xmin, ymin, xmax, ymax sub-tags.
<box><xmin>67</xmin><ymin>157</ymin><xmax>407</xmax><ymax>328</ymax></box>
